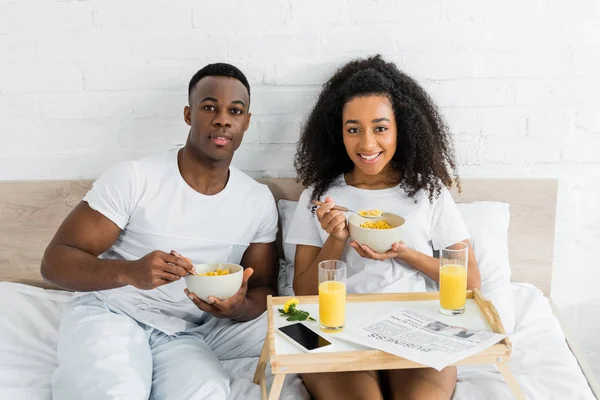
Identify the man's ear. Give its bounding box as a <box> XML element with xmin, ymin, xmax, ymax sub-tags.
<box><xmin>243</xmin><ymin>112</ymin><xmax>252</xmax><ymax>133</ymax></box>
<box><xmin>183</xmin><ymin>105</ymin><xmax>192</xmax><ymax>126</ymax></box>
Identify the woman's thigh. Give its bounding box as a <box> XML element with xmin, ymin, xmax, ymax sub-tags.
<box><xmin>302</xmin><ymin>370</ymin><xmax>383</xmax><ymax>400</ymax></box>
<box><xmin>384</xmin><ymin>367</ymin><xmax>457</xmax><ymax>400</ymax></box>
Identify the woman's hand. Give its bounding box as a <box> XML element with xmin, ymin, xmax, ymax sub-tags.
<box><xmin>349</xmin><ymin>241</ymin><xmax>410</xmax><ymax>261</ymax></box>
<box><xmin>315</xmin><ymin>196</ymin><xmax>350</xmax><ymax>242</ymax></box>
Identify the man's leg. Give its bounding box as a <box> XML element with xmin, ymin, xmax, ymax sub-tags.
<box><xmin>52</xmin><ymin>296</ymin><xmax>153</xmax><ymax>400</ymax></box>
<box><xmin>199</xmin><ymin>312</ymin><xmax>268</xmax><ymax>360</ymax></box>
<box><xmin>149</xmin><ymin>334</ymin><xmax>230</xmax><ymax>400</ymax></box>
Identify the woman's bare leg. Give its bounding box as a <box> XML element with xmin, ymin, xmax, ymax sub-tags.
<box><xmin>301</xmin><ymin>370</ymin><xmax>383</xmax><ymax>400</ymax></box>
<box><xmin>385</xmin><ymin>367</ymin><xmax>457</xmax><ymax>400</ymax></box>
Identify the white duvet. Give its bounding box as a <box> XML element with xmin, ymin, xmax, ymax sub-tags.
<box><xmin>0</xmin><ymin>282</ymin><xmax>594</xmax><ymax>400</ymax></box>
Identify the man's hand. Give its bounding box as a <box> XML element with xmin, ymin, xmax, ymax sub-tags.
<box><xmin>349</xmin><ymin>241</ymin><xmax>410</xmax><ymax>261</ymax></box>
<box><xmin>184</xmin><ymin>268</ymin><xmax>254</xmax><ymax>320</ymax></box>
<box><xmin>123</xmin><ymin>250</ymin><xmax>195</xmax><ymax>290</ymax></box>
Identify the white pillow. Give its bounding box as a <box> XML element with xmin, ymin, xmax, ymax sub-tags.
<box><xmin>456</xmin><ymin>202</ymin><xmax>515</xmax><ymax>333</ymax></box>
<box><xmin>455</xmin><ymin>202</ymin><xmax>511</xmax><ymax>290</ymax></box>
<box><xmin>277</xmin><ymin>199</ymin><xmax>298</xmax><ymax>296</ymax></box>
<box><xmin>277</xmin><ymin>199</ymin><xmax>515</xmax><ymax>333</ymax></box>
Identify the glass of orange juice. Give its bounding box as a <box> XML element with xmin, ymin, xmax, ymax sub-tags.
<box><xmin>439</xmin><ymin>242</ymin><xmax>468</xmax><ymax>315</ymax></box>
<box><xmin>318</xmin><ymin>260</ymin><xmax>347</xmax><ymax>333</ymax></box>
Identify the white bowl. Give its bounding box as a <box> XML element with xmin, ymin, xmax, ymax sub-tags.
<box><xmin>348</xmin><ymin>213</ymin><xmax>406</xmax><ymax>253</ymax></box>
<box><xmin>184</xmin><ymin>263</ymin><xmax>244</xmax><ymax>302</ymax></box>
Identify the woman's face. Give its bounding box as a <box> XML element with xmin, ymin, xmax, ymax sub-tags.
<box><xmin>342</xmin><ymin>95</ymin><xmax>397</xmax><ymax>176</ymax></box>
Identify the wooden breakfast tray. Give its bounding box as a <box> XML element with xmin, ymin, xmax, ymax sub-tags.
<box><xmin>253</xmin><ymin>289</ymin><xmax>524</xmax><ymax>400</ymax></box>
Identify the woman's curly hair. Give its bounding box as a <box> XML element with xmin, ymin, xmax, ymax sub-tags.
<box><xmin>294</xmin><ymin>54</ymin><xmax>460</xmax><ymax>203</ymax></box>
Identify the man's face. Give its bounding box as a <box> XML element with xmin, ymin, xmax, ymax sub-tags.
<box><xmin>184</xmin><ymin>76</ymin><xmax>251</xmax><ymax>163</ymax></box>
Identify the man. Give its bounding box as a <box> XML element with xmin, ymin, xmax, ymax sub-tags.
<box><xmin>41</xmin><ymin>63</ymin><xmax>279</xmax><ymax>400</ymax></box>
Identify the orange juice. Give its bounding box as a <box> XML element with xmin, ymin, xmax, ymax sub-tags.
<box><xmin>319</xmin><ymin>280</ymin><xmax>346</xmax><ymax>331</ymax></box>
<box><xmin>440</xmin><ymin>264</ymin><xmax>467</xmax><ymax>310</ymax></box>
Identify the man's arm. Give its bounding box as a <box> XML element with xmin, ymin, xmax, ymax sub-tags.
<box><xmin>41</xmin><ymin>201</ymin><xmax>193</xmax><ymax>291</ymax></box>
<box><xmin>236</xmin><ymin>241</ymin><xmax>279</xmax><ymax>320</ymax></box>
<box><xmin>41</xmin><ymin>201</ymin><xmax>129</xmax><ymax>291</ymax></box>
<box><xmin>184</xmin><ymin>241</ymin><xmax>279</xmax><ymax>322</ymax></box>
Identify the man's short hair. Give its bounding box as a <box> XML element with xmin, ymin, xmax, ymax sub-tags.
<box><xmin>188</xmin><ymin>63</ymin><xmax>250</xmax><ymax>104</ymax></box>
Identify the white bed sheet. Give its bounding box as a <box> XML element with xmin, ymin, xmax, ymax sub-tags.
<box><xmin>0</xmin><ymin>282</ymin><xmax>594</xmax><ymax>400</ymax></box>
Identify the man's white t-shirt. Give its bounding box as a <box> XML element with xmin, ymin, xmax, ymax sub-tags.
<box><xmin>78</xmin><ymin>148</ymin><xmax>278</xmax><ymax>334</ymax></box>
<box><xmin>286</xmin><ymin>175</ymin><xmax>469</xmax><ymax>294</ymax></box>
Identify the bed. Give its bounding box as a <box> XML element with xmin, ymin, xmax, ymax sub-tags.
<box><xmin>0</xmin><ymin>178</ymin><xmax>596</xmax><ymax>400</ymax></box>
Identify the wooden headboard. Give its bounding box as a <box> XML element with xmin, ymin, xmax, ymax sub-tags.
<box><xmin>0</xmin><ymin>178</ymin><xmax>557</xmax><ymax>295</ymax></box>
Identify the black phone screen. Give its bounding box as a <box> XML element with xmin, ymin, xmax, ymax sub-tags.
<box><xmin>278</xmin><ymin>323</ymin><xmax>332</xmax><ymax>351</ymax></box>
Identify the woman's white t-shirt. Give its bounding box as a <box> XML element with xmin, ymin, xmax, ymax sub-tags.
<box><xmin>285</xmin><ymin>175</ymin><xmax>469</xmax><ymax>294</ymax></box>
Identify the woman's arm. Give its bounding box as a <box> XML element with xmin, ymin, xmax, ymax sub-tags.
<box><xmin>292</xmin><ymin>196</ymin><xmax>350</xmax><ymax>295</ymax></box>
<box><xmin>351</xmin><ymin>239</ymin><xmax>481</xmax><ymax>289</ymax></box>
<box><xmin>293</xmin><ymin>237</ymin><xmax>346</xmax><ymax>296</ymax></box>
<box><xmin>400</xmin><ymin>239</ymin><xmax>481</xmax><ymax>289</ymax></box>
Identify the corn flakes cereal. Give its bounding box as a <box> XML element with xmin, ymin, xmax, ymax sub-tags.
<box><xmin>359</xmin><ymin>209</ymin><xmax>383</xmax><ymax>217</ymax></box>
<box><xmin>360</xmin><ymin>220</ymin><xmax>394</xmax><ymax>229</ymax></box>
<box><xmin>199</xmin><ymin>268</ymin><xmax>230</xmax><ymax>277</ymax></box>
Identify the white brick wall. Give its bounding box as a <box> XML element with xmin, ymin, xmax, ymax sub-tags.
<box><xmin>0</xmin><ymin>0</ymin><xmax>599</xmax><ymax>312</ymax></box>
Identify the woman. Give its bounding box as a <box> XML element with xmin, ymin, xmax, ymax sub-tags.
<box><xmin>286</xmin><ymin>55</ymin><xmax>481</xmax><ymax>400</ymax></box>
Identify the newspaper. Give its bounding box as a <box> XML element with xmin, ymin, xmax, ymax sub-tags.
<box><xmin>339</xmin><ymin>308</ymin><xmax>506</xmax><ymax>371</ymax></box>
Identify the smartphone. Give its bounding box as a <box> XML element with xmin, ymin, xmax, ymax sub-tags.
<box><xmin>278</xmin><ymin>323</ymin><xmax>333</xmax><ymax>352</ymax></box>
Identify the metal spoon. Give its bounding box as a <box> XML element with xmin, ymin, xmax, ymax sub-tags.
<box><xmin>310</xmin><ymin>200</ymin><xmax>383</xmax><ymax>219</ymax></box>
